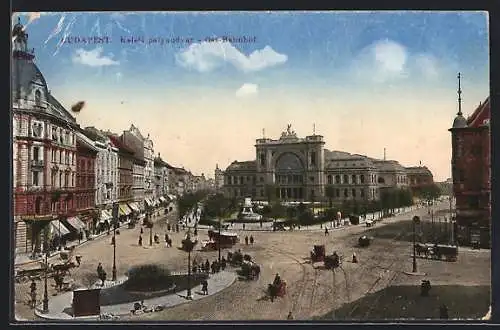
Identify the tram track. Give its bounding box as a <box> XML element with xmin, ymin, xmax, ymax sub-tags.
<box><xmin>345</xmin><ymin>228</ymin><xmax>409</xmax><ymax>319</ymax></box>
<box><xmin>265</xmin><ymin>246</ymin><xmax>319</xmax><ymax>318</ymax></box>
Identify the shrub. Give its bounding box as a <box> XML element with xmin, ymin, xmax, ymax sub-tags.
<box><xmin>124</xmin><ymin>264</ymin><xmax>173</xmax><ymax>292</ymax></box>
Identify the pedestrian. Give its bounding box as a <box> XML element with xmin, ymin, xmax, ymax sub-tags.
<box><xmin>250</xmin><ymin>235</ymin><xmax>254</xmax><ymax>245</ymax></box>
<box><xmin>245</xmin><ymin>236</ymin><xmax>249</xmax><ymax>245</ymax></box>
<box><xmin>138</xmin><ymin>235</ymin><xmax>143</xmax><ymax>246</ymax></box>
<box><xmin>205</xmin><ymin>259</ymin><xmax>210</xmax><ymax>274</ymax></box>
<box><xmin>202</xmin><ymin>279</ymin><xmax>208</xmax><ymax>295</ymax></box>
<box><xmin>97</xmin><ymin>262</ymin><xmax>103</xmax><ymax>277</ymax></box>
<box><xmin>140</xmin><ymin>227</ymin><xmax>144</xmax><ymax>234</ymax></box>
<box><xmin>78</xmin><ymin>230</ymin><xmax>83</xmax><ymax>244</ymax></box>
<box><xmin>243</xmin><ymin>223</ymin><xmax>246</xmax><ymax>230</ymax></box>
<box><xmin>352</xmin><ymin>253</ymin><xmax>358</xmax><ymax>263</ymax></box>
<box><xmin>30</xmin><ymin>279</ymin><xmax>37</xmax><ymax>308</ymax></box>
<box><xmin>287</xmin><ymin>311</ymin><xmax>294</xmax><ymax>320</ymax></box>
<box><xmin>325</xmin><ymin>228</ymin><xmax>329</xmax><ymax>236</ymax></box>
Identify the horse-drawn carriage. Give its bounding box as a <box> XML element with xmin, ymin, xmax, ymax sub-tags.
<box><xmin>206</xmin><ymin>230</ymin><xmax>239</xmax><ymax>249</ymax></box>
<box><xmin>239</xmin><ymin>260</ymin><xmax>261</xmax><ymax>280</ymax></box>
<box><xmin>267</xmin><ymin>280</ymin><xmax>286</xmax><ymax>302</ymax></box>
<box><xmin>358</xmin><ymin>235</ymin><xmax>372</xmax><ymax>247</ymax></box>
<box><xmin>310</xmin><ymin>245</ymin><xmax>326</xmax><ymax>263</ymax></box>
<box><xmin>324</xmin><ymin>252</ymin><xmax>342</xmax><ymax>270</ymax></box>
<box><xmin>415</xmin><ymin>243</ymin><xmax>458</xmax><ymax>262</ymax></box>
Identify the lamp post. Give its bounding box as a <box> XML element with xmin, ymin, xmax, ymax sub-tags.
<box><xmin>412</xmin><ymin>215</ymin><xmax>420</xmax><ymax>273</ymax></box>
<box><xmin>42</xmin><ymin>238</ymin><xmax>49</xmax><ymax>313</ymax></box>
<box><xmin>149</xmin><ymin>213</ymin><xmax>153</xmax><ymax>246</ymax></box>
<box><xmin>218</xmin><ymin>214</ymin><xmax>222</xmax><ymax>262</ymax></box>
<box><xmin>183</xmin><ymin>231</ymin><xmax>196</xmax><ymax>300</ymax></box>
<box><xmin>112</xmin><ymin>203</ymin><xmax>118</xmax><ymax>282</ymax></box>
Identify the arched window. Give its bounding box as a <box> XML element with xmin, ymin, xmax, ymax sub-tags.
<box><xmin>35</xmin><ymin>90</ymin><xmax>42</xmax><ymax>106</ymax></box>
<box><xmin>344</xmin><ymin>189</ymin><xmax>348</xmax><ymax>197</ymax></box>
<box><xmin>327</xmin><ymin>175</ymin><xmax>333</xmax><ymax>184</ymax></box>
<box><xmin>352</xmin><ymin>175</ymin><xmax>357</xmax><ymax>184</ymax></box>
<box><xmin>360</xmin><ymin>174</ymin><xmax>365</xmax><ymax>184</ymax></box>
<box><xmin>335</xmin><ymin>175</ymin><xmax>341</xmax><ymax>184</ymax></box>
<box><xmin>343</xmin><ymin>175</ymin><xmax>349</xmax><ymax>184</ymax></box>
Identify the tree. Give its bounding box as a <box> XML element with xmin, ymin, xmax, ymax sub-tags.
<box><xmin>203</xmin><ymin>193</ymin><xmax>235</xmax><ymax>220</ymax></box>
<box><xmin>264</xmin><ymin>184</ymin><xmax>277</xmax><ymax>205</ymax></box>
<box><xmin>325</xmin><ymin>186</ymin><xmax>335</xmax><ymax>208</ymax></box>
<box><xmin>270</xmin><ymin>201</ymin><xmax>286</xmax><ymax>221</ymax></box>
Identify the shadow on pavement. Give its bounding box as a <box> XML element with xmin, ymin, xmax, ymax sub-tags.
<box><xmin>318</xmin><ymin>285</ymin><xmax>490</xmax><ymax>320</ymax></box>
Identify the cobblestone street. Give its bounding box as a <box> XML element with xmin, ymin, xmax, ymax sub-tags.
<box><xmin>14</xmin><ymin>200</ymin><xmax>489</xmax><ymax>321</ymax></box>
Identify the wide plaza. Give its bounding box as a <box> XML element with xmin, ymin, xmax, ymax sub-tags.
<box><xmin>14</xmin><ymin>200</ymin><xmax>490</xmax><ymax>321</ymax></box>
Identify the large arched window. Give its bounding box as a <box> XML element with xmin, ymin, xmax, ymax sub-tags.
<box><xmin>35</xmin><ymin>90</ymin><xmax>42</xmax><ymax>106</ymax></box>
<box><xmin>327</xmin><ymin>175</ymin><xmax>333</xmax><ymax>184</ymax></box>
<box><xmin>335</xmin><ymin>175</ymin><xmax>341</xmax><ymax>184</ymax></box>
<box><xmin>360</xmin><ymin>174</ymin><xmax>365</xmax><ymax>184</ymax></box>
<box><xmin>352</xmin><ymin>175</ymin><xmax>357</xmax><ymax>184</ymax></box>
<box><xmin>343</xmin><ymin>175</ymin><xmax>349</xmax><ymax>184</ymax></box>
<box><xmin>275</xmin><ymin>153</ymin><xmax>304</xmax><ymax>171</ymax></box>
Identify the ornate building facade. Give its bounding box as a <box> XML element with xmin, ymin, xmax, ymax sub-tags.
<box><xmin>75</xmin><ymin>131</ymin><xmax>98</xmax><ymax>231</ymax></box>
<box><xmin>143</xmin><ymin>134</ymin><xmax>155</xmax><ymax>203</ymax></box>
<box><xmin>405</xmin><ymin>165</ymin><xmax>435</xmax><ymax>194</ymax></box>
<box><xmin>12</xmin><ymin>19</ymin><xmax>79</xmax><ymax>254</ymax></box>
<box><xmin>214</xmin><ymin>164</ymin><xmax>225</xmax><ymax>191</ymax></box>
<box><xmin>82</xmin><ymin>128</ymin><xmax>119</xmax><ymax>213</ymax></box>
<box><xmin>120</xmin><ymin>127</ymin><xmax>146</xmax><ymax>212</ymax></box>
<box><xmin>107</xmin><ymin>134</ymin><xmax>135</xmax><ymax>220</ymax></box>
<box><xmin>153</xmin><ymin>153</ymin><xmax>170</xmax><ymax>200</ymax></box>
<box><xmin>449</xmin><ymin>75</ymin><xmax>490</xmax><ymax>247</ymax></box>
<box><xmin>222</xmin><ymin>125</ymin><xmax>410</xmax><ymax>203</ymax></box>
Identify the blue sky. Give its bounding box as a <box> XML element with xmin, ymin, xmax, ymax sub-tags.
<box><xmin>12</xmin><ymin>11</ymin><xmax>489</xmax><ymax>180</ymax></box>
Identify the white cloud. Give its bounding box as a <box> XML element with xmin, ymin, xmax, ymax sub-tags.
<box><xmin>175</xmin><ymin>41</ymin><xmax>288</xmax><ymax>73</ymax></box>
<box><xmin>352</xmin><ymin>39</ymin><xmax>447</xmax><ymax>83</ymax></box>
<box><xmin>235</xmin><ymin>83</ymin><xmax>259</xmax><ymax>97</ymax></box>
<box><xmin>72</xmin><ymin>47</ymin><xmax>119</xmax><ymax>67</ymax></box>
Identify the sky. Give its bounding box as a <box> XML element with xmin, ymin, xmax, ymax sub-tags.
<box><xmin>12</xmin><ymin>11</ymin><xmax>489</xmax><ymax>181</ymax></box>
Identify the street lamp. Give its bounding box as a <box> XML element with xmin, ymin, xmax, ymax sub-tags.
<box><xmin>182</xmin><ymin>231</ymin><xmax>196</xmax><ymax>300</ymax></box>
<box><xmin>42</xmin><ymin>238</ymin><xmax>49</xmax><ymax>313</ymax></box>
<box><xmin>412</xmin><ymin>215</ymin><xmax>420</xmax><ymax>273</ymax></box>
<box><xmin>111</xmin><ymin>203</ymin><xmax>119</xmax><ymax>282</ymax></box>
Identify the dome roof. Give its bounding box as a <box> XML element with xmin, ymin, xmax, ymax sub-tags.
<box><xmin>12</xmin><ymin>17</ymin><xmax>24</xmax><ymax>37</ymax></box>
<box><xmin>452</xmin><ymin>114</ymin><xmax>468</xmax><ymax>128</ymax></box>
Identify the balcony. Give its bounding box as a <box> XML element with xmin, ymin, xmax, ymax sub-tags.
<box><xmin>31</xmin><ymin>159</ymin><xmax>44</xmax><ymax>168</ymax></box>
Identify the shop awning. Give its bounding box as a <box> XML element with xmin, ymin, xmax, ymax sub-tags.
<box><xmin>159</xmin><ymin>196</ymin><xmax>166</xmax><ymax>202</ymax></box>
<box><xmin>50</xmin><ymin>220</ymin><xmax>70</xmax><ymax>236</ymax></box>
<box><xmin>100</xmin><ymin>210</ymin><xmax>112</xmax><ymax>224</ymax></box>
<box><xmin>145</xmin><ymin>198</ymin><xmax>154</xmax><ymax>207</ymax></box>
<box><xmin>119</xmin><ymin>203</ymin><xmax>132</xmax><ymax>216</ymax></box>
<box><xmin>167</xmin><ymin>194</ymin><xmax>176</xmax><ymax>201</ymax></box>
<box><xmin>128</xmin><ymin>202</ymin><xmax>140</xmax><ymax>212</ymax></box>
<box><xmin>155</xmin><ymin>199</ymin><xmax>161</xmax><ymax>206</ymax></box>
<box><xmin>66</xmin><ymin>216</ymin><xmax>86</xmax><ymax>231</ymax></box>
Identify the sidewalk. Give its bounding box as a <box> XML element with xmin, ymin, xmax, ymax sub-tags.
<box><xmin>15</xmin><ymin>212</ymin><xmax>169</xmax><ymax>268</ymax></box>
<box><xmin>34</xmin><ymin>270</ymin><xmax>237</xmax><ymax>320</ymax></box>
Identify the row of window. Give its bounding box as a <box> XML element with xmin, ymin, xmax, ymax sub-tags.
<box><xmin>51</xmin><ymin>148</ymin><xmax>76</xmax><ymax>166</ymax></box>
<box><xmin>228</xmin><ymin>187</ymin><xmax>379</xmax><ymax>199</ymax></box>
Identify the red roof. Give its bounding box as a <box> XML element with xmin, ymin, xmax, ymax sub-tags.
<box><xmin>467</xmin><ymin>96</ymin><xmax>490</xmax><ymax>128</ymax></box>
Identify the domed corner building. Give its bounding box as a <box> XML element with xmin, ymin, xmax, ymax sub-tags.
<box><xmin>449</xmin><ymin>88</ymin><xmax>491</xmax><ymax>248</ymax></box>
<box><xmin>221</xmin><ymin>124</ymin><xmax>413</xmax><ymax>205</ymax></box>
<box><xmin>12</xmin><ymin>18</ymin><xmax>80</xmax><ymax>256</ymax></box>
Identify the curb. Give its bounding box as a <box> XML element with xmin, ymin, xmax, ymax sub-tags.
<box><xmin>33</xmin><ymin>271</ymin><xmax>237</xmax><ymax>320</ymax></box>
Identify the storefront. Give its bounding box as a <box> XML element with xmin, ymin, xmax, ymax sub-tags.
<box><xmin>98</xmin><ymin>209</ymin><xmax>113</xmax><ymax>233</ymax></box>
<box><xmin>63</xmin><ymin>216</ymin><xmax>86</xmax><ymax>239</ymax></box>
<box><xmin>119</xmin><ymin>203</ymin><xmax>133</xmax><ymax>222</ymax></box>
